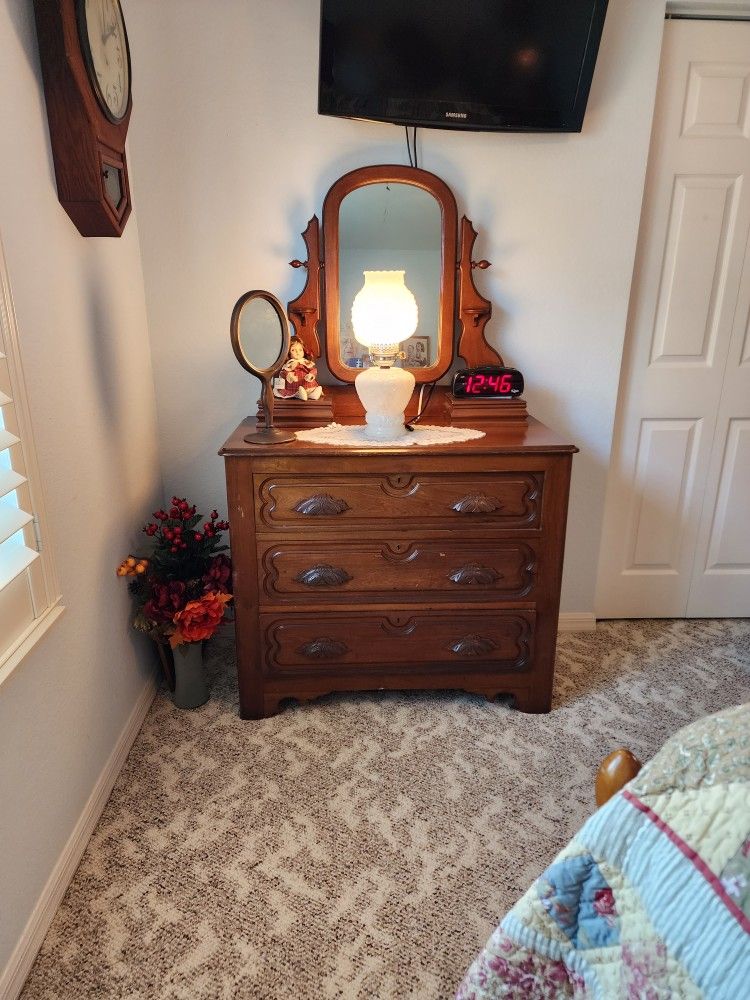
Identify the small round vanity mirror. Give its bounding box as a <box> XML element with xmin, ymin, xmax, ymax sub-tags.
<box><xmin>230</xmin><ymin>289</ymin><xmax>294</xmax><ymax>444</ymax></box>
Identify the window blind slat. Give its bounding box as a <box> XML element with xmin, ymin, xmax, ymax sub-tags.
<box><xmin>0</xmin><ymin>468</ymin><xmax>26</xmax><ymax>500</ymax></box>
<box><xmin>0</xmin><ymin>543</ymin><xmax>38</xmax><ymax>592</ymax></box>
<box><xmin>0</xmin><ymin>427</ymin><xmax>19</xmax><ymax>452</ymax></box>
<box><xmin>0</xmin><ymin>390</ymin><xmax>11</xmax><ymax>407</ymax></box>
<box><xmin>0</xmin><ymin>506</ymin><xmax>32</xmax><ymax>545</ymax></box>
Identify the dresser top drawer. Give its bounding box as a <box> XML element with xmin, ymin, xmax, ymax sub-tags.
<box><xmin>254</xmin><ymin>471</ymin><xmax>543</xmax><ymax>532</ymax></box>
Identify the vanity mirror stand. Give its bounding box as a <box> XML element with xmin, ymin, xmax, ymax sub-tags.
<box><xmin>230</xmin><ymin>289</ymin><xmax>295</xmax><ymax>444</ymax></box>
<box><xmin>222</xmin><ymin>165</ymin><xmax>576</xmax><ymax>720</ymax></box>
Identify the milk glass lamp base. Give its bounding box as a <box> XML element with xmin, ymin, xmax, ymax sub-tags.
<box><xmin>364</xmin><ymin>413</ymin><xmax>410</xmax><ymax>441</ymax></box>
<box><xmin>355</xmin><ymin>365</ymin><xmax>416</xmax><ymax>441</ymax></box>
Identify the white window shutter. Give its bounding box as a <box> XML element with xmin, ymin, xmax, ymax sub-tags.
<box><xmin>0</xmin><ymin>232</ymin><xmax>60</xmax><ymax>670</ymax></box>
<box><xmin>0</xmin><ymin>356</ymin><xmax>39</xmax><ymax>590</ymax></box>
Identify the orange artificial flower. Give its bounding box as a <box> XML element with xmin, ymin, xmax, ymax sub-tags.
<box><xmin>116</xmin><ymin>556</ymin><xmax>149</xmax><ymax>577</ymax></box>
<box><xmin>169</xmin><ymin>591</ymin><xmax>232</xmax><ymax>648</ymax></box>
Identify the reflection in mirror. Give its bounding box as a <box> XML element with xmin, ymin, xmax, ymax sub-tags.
<box><xmin>237</xmin><ymin>296</ymin><xmax>286</xmax><ymax>373</ymax></box>
<box><xmin>338</xmin><ymin>183</ymin><xmax>441</xmax><ymax>372</ymax></box>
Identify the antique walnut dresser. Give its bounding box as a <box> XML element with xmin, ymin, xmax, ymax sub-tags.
<box><xmin>220</xmin><ymin>165</ymin><xmax>576</xmax><ymax>719</ymax></box>
<box><xmin>221</xmin><ymin>402</ymin><xmax>574</xmax><ymax>719</ymax></box>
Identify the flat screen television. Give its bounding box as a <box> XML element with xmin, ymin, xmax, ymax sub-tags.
<box><xmin>319</xmin><ymin>1</ymin><xmax>609</xmax><ymax>133</ymax></box>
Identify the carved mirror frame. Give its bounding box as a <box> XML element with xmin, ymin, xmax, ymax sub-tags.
<box><xmin>322</xmin><ymin>165</ymin><xmax>457</xmax><ymax>385</ymax></box>
<box><xmin>286</xmin><ymin>165</ymin><xmax>503</xmax><ymax>392</ymax></box>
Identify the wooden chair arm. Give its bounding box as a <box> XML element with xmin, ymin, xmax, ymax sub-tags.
<box><xmin>595</xmin><ymin>749</ymin><xmax>642</xmax><ymax>807</ymax></box>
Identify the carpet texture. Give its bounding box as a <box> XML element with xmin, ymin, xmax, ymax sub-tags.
<box><xmin>19</xmin><ymin>619</ymin><xmax>750</xmax><ymax>999</ymax></box>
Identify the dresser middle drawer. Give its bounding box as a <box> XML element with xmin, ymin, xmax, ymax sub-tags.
<box><xmin>257</xmin><ymin>537</ymin><xmax>538</xmax><ymax>603</ymax></box>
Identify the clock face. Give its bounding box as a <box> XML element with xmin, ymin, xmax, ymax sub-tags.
<box><xmin>452</xmin><ymin>367</ymin><xmax>525</xmax><ymax>399</ymax></box>
<box><xmin>78</xmin><ymin>0</ymin><xmax>131</xmax><ymax>123</ymax></box>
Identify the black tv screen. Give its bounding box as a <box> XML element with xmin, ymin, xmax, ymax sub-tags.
<box><xmin>319</xmin><ymin>1</ymin><xmax>609</xmax><ymax>133</ymax></box>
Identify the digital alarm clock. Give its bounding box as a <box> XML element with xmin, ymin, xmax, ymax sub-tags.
<box><xmin>452</xmin><ymin>366</ymin><xmax>524</xmax><ymax>399</ymax></box>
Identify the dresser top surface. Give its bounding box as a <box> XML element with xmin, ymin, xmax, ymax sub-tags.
<box><xmin>220</xmin><ymin>413</ymin><xmax>577</xmax><ymax>458</ymax></box>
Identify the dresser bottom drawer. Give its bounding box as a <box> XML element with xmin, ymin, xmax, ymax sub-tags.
<box><xmin>259</xmin><ymin>608</ymin><xmax>535</xmax><ymax>675</ymax></box>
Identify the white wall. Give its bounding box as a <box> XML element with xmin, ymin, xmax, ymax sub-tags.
<box><xmin>0</xmin><ymin>0</ymin><xmax>669</xmax><ymax>980</ymax></box>
<box><xmin>126</xmin><ymin>0</ymin><xmax>666</xmax><ymax>614</ymax></box>
<box><xmin>0</xmin><ymin>0</ymin><xmax>162</xmax><ymax>979</ymax></box>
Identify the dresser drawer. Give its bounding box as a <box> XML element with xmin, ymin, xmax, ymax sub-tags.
<box><xmin>258</xmin><ymin>537</ymin><xmax>538</xmax><ymax>603</ymax></box>
<box><xmin>259</xmin><ymin>608</ymin><xmax>535</xmax><ymax>675</ymax></box>
<box><xmin>254</xmin><ymin>471</ymin><xmax>542</xmax><ymax>532</ymax></box>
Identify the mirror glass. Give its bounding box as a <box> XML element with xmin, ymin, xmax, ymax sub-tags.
<box><xmin>337</xmin><ymin>182</ymin><xmax>442</xmax><ymax>371</ymax></box>
<box><xmin>237</xmin><ymin>295</ymin><xmax>286</xmax><ymax>373</ymax></box>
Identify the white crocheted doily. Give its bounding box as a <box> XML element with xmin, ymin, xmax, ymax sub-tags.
<box><xmin>294</xmin><ymin>423</ymin><xmax>485</xmax><ymax>447</ymax></box>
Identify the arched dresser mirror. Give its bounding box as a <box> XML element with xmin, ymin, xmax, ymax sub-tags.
<box><xmin>323</xmin><ymin>166</ymin><xmax>457</xmax><ymax>384</ymax></box>
<box><xmin>287</xmin><ymin>164</ymin><xmax>506</xmax><ymax>408</ymax></box>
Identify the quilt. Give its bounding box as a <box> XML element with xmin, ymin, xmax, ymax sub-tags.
<box><xmin>457</xmin><ymin>703</ymin><xmax>750</xmax><ymax>999</ymax></box>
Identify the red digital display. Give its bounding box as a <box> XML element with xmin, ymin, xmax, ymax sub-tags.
<box><xmin>466</xmin><ymin>372</ymin><xmax>513</xmax><ymax>394</ymax></box>
<box><xmin>452</xmin><ymin>367</ymin><xmax>524</xmax><ymax>399</ymax></box>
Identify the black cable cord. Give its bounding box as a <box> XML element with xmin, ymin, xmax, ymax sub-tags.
<box><xmin>404</xmin><ymin>126</ymin><xmax>419</xmax><ymax>168</ymax></box>
<box><xmin>405</xmin><ymin>125</ymin><xmax>414</xmax><ymax>167</ymax></box>
<box><xmin>405</xmin><ymin>380</ymin><xmax>437</xmax><ymax>430</ymax></box>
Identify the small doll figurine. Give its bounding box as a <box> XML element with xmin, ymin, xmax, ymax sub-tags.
<box><xmin>273</xmin><ymin>338</ymin><xmax>324</xmax><ymax>401</ymax></box>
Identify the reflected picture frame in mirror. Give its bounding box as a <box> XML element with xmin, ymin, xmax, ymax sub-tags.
<box><xmin>230</xmin><ymin>289</ymin><xmax>295</xmax><ymax>444</ymax></box>
<box><xmin>322</xmin><ymin>166</ymin><xmax>458</xmax><ymax>385</ymax></box>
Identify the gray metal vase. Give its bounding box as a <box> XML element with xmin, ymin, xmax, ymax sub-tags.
<box><xmin>173</xmin><ymin>642</ymin><xmax>209</xmax><ymax>709</ymax></box>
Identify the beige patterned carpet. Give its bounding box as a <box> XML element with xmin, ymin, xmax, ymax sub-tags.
<box><xmin>20</xmin><ymin>619</ymin><xmax>750</xmax><ymax>999</ymax></box>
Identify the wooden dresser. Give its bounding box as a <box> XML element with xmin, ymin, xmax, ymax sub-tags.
<box><xmin>220</xmin><ymin>407</ymin><xmax>575</xmax><ymax>719</ymax></box>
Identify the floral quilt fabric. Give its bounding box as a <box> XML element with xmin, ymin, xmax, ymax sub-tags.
<box><xmin>457</xmin><ymin>703</ymin><xmax>750</xmax><ymax>999</ymax></box>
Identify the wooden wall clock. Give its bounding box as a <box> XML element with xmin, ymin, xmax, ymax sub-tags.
<box><xmin>33</xmin><ymin>0</ymin><xmax>133</xmax><ymax>237</ymax></box>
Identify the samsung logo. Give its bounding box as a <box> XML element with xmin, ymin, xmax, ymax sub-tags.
<box><xmin>445</xmin><ymin>111</ymin><xmax>467</xmax><ymax>119</ymax></box>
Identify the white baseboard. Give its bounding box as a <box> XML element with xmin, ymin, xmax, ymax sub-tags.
<box><xmin>0</xmin><ymin>676</ymin><xmax>157</xmax><ymax>1000</ymax></box>
<box><xmin>558</xmin><ymin>612</ymin><xmax>597</xmax><ymax>632</ymax></box>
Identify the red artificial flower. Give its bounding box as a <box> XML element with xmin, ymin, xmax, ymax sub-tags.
<box><xmin>143</xmin><ymin>580</ymin><xmax>187</xmax><ymax>623</ymax></box>
<box><xmin>202</xmin><ymin>553</ymin><xmax>232</xmax><ymax>594</ymax></box>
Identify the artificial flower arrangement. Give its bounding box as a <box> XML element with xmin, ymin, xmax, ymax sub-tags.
<box><xmin>117</xmin><ymin>496</ymin><xmax>232</xmax><ymax>649</ymax></box>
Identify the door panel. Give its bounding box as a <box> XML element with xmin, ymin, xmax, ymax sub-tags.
<box><xmin>628</xmin><ymin>419</ymin><xmax>701</xmax><ymax>570</ymax></box>
<box><xmin>682</xmin><ymin>61</ymin><xmax>750</xmax><ymax>139</ymax></box>
<box><xmin>687</xmin><ymin>217</ymin><xmax>750</xmax><ymax>615</ymax></box>
<box><xmin>705</xmin><ymin>419</ymin><xmax>750</xmax><ymax>568</ymax></box>
<box><xmin>652</xmin><ymin>175</ymin><xmax>740</xmax><ymax>363</ymax></box>
<box><xmin>597</xmin><ymin>19</ymin><xmax>750</xmax><ymax>618</ymax></box>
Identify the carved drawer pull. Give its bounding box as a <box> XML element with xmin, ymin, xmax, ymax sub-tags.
<box><xmin>294</xmin><ymin>564</ymin><xmax>352</xmax><ymax>587</ymax></box>
<box><xmin>449</xmin><ymin>634</ymin><xmax>498</xmax><ymax>657</ymax></box>
<box><xmin>451</xmin><ymin>493</ymin><xmax>503</xmax><ymax>515</ymax></box>
<box><xmin>448</xmin><ymin>563</ymin><xmax>501</xmax><ymax>586</ymax></box>
<box><xmin>293</xmin><ymin>493</ymin><xmax>350</xmax><ymax>516</ymax></box>
<box><xmin>297</xmin><ymin>637</ymin><xmax>349</xmax><ymax>660</ymax></box>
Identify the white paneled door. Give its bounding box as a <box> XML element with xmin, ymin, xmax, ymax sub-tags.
<box><xmin>596</xmin><ymin>18</ymin><xmax>750</xmax><ymax>618</ymax></box>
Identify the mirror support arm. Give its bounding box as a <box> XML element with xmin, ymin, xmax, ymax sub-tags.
<box><xmin>287</xmin><ymin>217</ymin><xmax>322</xmax><ymax>359</ymax></box>
<box><xmin>457</xmin><ymin>217</ymin><xmax>504</xmax><ymax>369</ymax></box>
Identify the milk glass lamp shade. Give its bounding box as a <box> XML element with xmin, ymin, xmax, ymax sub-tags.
<box><xmin>351</xmin><ymin>270</ymin><xmax>418</xmax><ymax>353</ymax></box>
<box><xmin>351</xmin><ymin>270</ymin><xmax>418</xmax><ymax>440</ymax></box>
